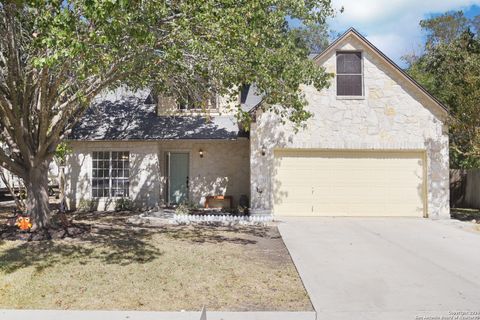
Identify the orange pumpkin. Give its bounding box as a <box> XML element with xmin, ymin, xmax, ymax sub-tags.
<box><xmin>16</xmin><ymin>216</ymin><xmax>32</xmax><ymax>231</ymax></box>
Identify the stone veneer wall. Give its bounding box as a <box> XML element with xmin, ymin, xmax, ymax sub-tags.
<box><xmin>66</xmin><ymin>139</ymin><xmax>250</xmax><ymax>211</ymax></box>
<box><xmin>250</xmin><ymin>36</ymin><xmax>450</xmax><ymax>219</ymax></box>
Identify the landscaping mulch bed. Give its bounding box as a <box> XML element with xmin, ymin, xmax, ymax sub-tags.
<box><xmin>0</xmin><ymin>205</ymin><xmax>88</xmax><ymax>241</ymax></box>
<box><xmin>0</xmin><ymin>224</ymin><xmax>88</xmax><ymax>241</ymax></box>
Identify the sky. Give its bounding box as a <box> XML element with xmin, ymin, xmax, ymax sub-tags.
<box><xmin>327</xmin><ymin>0</ymin><xmax>480</xmax><ymax>67</ymax></box>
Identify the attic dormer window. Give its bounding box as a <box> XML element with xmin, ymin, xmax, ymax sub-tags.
<box><xmin>177</xmin><ymin>94</ymin><xmax>217</xmax><ymax>111</ymax></box>
<box><xmin>336</xmin><ymin>51</ymin><xmax>363</xmax><ymax>97</ymax></box>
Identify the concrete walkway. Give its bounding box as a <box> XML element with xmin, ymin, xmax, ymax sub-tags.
<box><xmin>278</xmin><ymin>218</ymin><xmax>480</xmax><ymax>320</ymax></box>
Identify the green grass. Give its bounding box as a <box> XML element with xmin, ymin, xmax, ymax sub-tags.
<box><xmin>0</xmin><ymin>211</ymin><xmax>312</xmax><ymax>311</ymax></box>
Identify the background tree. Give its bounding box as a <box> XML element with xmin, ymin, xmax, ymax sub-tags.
<box><xmin>53</xmin><ymin>142</ymin><xmax>72</xmax><ymax>214</ymax></box>
<box><xmin>421</xmin><ymin>11</ymin><xmax>470</xmax><ymax>47</ymax></box>
<box><xmin>0</xmin><ymin>0</ymin><xmax>334</xmax><ymax>230</ymax></box>
<box><xmin>404</xmin><ymin>11</ymin><xmax>480</xmax><ymax>169</ymax></box>
<box><xmin>292</xmin><ymin>24</ymin><xmax>331</xmax><ymax>53</ymax></box>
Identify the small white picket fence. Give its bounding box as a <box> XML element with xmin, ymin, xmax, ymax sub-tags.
<box><xmin>172</xmin><ymin>213</ymin><xmax>273</xmax><ymax>224</ymax></box>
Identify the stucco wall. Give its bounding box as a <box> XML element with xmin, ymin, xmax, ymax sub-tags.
<box><xmin>66</xmin><ymin>139</ymin><xmax>249</xmax><ymax>211</ymax></box>
<box><xmin>250</xmin><ymin>36</ymin><xmax>450</xmax><ymax>219</ymax></box>
<box><xmin>158</xmin><ymin>139</ymin><xmax>250</xmax><ymax>207</ymax></box>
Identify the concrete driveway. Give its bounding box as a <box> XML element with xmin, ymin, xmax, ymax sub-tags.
<box><xmin>278</xmin><ymin>218</ymin><xmax>480</xmax><ymax>320</ymax></box>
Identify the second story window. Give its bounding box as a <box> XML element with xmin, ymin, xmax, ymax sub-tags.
<box><xmin>177</xmin><ymin>94</ymin><xmax>217</xmax><ymax>111</ymax></box>
<box><xmin>336</xmin><ymin>51</ymin><xmax>363</xmax><ymax>97</ymax></box>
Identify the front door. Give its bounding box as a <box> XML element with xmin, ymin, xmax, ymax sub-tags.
<box><xmin>167</xmin><ymin>152</ymin><xmax>189</xmax><ymax>205</ymax></box>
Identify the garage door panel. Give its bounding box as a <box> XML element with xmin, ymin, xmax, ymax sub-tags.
<box><xmin>274</xmin><ymin>203</ymin><xmax>313</xmax><ymax>216</ymax></box>
<box><xmin>273</xmin><ymin>150</ymin><xmax>425</xmax><ymax>217</ymax></box>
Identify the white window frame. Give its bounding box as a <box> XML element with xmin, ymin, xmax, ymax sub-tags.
<box><xmin>92</xmin><ymin>151</ymin><xmax>130</xmax><ymax>198</ymax></box>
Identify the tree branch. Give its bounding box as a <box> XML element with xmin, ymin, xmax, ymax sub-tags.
<box><xmin>0</xmin><ymin>147</ymin><xmax>25</xmax><ymax>178</ymax></box>
<box><xmin>0</xmin><ymin>167</ymin><xmax>25</xmax><ymax>211</ymax></box>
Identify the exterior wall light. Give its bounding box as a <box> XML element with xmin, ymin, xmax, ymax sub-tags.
<box><xmin>199</xmin><ymin>149</ymin><xmax>204</xmax><ymax>158</ymax></box>
<box><xmin>256</xmin><ymin>186</ymin><xmax>263</xmax><ymax>194</ymax></box>
<box><xmin>261</xmin><ymin>145</ymin><xmax>266</xmax><ymax>156</ymax></box>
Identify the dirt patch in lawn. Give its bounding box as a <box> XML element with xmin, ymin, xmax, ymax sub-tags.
<box><xmin>0</xmin><ymin>207</ymin><xmax>312</xmax><ymax>312</ymax></box>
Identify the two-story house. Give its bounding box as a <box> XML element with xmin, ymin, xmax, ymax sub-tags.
<box><xmin>66</xmin><ymin>28</ymin><xmax>450</xmax><ymax>218</ymax></box>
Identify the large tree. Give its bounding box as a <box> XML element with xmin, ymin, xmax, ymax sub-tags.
<box><xmin>292</xmin><ymin>23</ymin><xmax>331</xmax><ymax>53</ymax></box>
<box><xmin>0</xmin><ymin>0</ymin><xmax>333</xmax><ymax>229</ymax></box>
<box><xmin>404</xmin><ymin>11</ymin><xmax>480</xmax><ymax>169</ymax></box>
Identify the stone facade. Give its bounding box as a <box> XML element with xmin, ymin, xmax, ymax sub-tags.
<box><xmin>65</xmin><ymin>139</ymin><xmax>250</xmax><ymax>211</ymax></box>
<box><xmin>249</xmin><ymin>34</ymin><xmax>450</xmax><ymax>219</ymax></box>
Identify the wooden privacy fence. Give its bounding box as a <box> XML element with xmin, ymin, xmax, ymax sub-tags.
<box><xmin>450</xmin><ymin>169</ymin><xmax>480</xmax><ymax>209</ymax></box>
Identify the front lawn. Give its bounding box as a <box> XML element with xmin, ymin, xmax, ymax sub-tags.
<box><xmin>0</xmin><ymin>208</ymin><xmax>312</xmax><ymax>311</ymax></box>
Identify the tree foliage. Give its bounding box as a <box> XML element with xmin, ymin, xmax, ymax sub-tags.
<box><xmin>404</xmin><ymin>11</ymin><xmax>480</xmax><ymax>169</ymax></box>
<box><xmin>53</xmin><ymin>142</ymin><xmax>72</xmax><ymax>166</ymax></box>
<box><xmin>292</xmin><ymin>23</ymin><xmax>330</xmax><ymax>53</ymax></box>
<box><xmin>0</xmin><ymin>0</ymin><xmax>333</xmax><ymax>228</ymax></box>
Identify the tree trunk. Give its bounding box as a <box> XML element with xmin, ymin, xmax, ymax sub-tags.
<box><xmin>25</xmin><ymin>161</ymin><xmax>51</xmax><ymax>230</ymax></box>
<box><xmin>58</xmin><ymin>165</ymin><xmax>66</xmax><ymax>213</ymax></box>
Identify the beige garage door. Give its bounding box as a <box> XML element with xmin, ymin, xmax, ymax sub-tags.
<box><xmin>273</xmin><ymin>150</ymin><xmax>426</xmax><ymax>217</ymax></box>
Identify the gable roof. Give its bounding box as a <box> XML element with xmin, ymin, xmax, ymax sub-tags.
<box><xmin>312</xmin><ymin>27</ymin><xmax>448</xmax><ymax>115</ymax></box>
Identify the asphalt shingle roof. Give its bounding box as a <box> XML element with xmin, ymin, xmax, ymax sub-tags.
<box><xmin>69</xmin><ymin>89</ymin><xmax>246</xmax><ymax>141</ymax></box>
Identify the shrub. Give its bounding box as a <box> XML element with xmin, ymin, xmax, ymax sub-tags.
<box><xmin>220</xmin><ymin>206</ymin><xmax>249</xmax><ymax>216</ymax></box>
<box><xmin>238</xmin><ymin>206</ymin><xmax>249</xmax><ymax>216</ymax></box>
<box><xmin>77</xmin><ymin>198</ymin><xmax>97</xmax><ymax>212</ymax></box>
<box><xmin>115</xmin><ymin>198</ymin><xmax>135</xmax><ymax>212</ymax></box>
<box><xmin>221</xmin><ymin>207</ymin><xmax>236</xmax><ymax>214</ymax></box>
<box><xmin>175</xmin><ymin>202</ymin><xmax>198</xmax><ymax>215</ymax></box>
<box><xmin>175</xmin><ymin>203</ymin><xmax>190</xmax><ymax>215</ymax></box>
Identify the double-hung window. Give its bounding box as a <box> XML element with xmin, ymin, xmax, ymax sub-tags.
<box><xmin>92</xmin><ymin>151</ymin><xmax>130</xmax><ymax>198</ymax></box>
<box><xmin>336</xmin><ymin>51</ymin><xmax>363</xmax><ymax>97</ymax></box>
